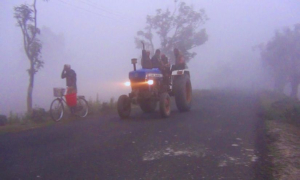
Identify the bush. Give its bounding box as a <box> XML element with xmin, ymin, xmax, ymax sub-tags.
<box><xmin>101</xmin><ymin>101</ymin><xmax>116</xmax><ymax>113</ymax></box>
<box><xmin>8</xmin><ymin>111</ymin><xmax>21</xmax><ymax>124</ymax></box>
<box><xmin>0</xmin><ymin>114</ymin><xmax>8</xmax><ymax>126</ymax></box>
<box><xmin>283</xmin><ymin>102</ymin><xmax>300</xmax><ymax>125</ymax></box>
<box><xmin>101</xmin><ymin>102</ymin><xmax>110</xmax><ymax>112</ymax></box>
<box><xmin>88</xmin><ymin>97</ymin><xmax>101</xmax><ymax>115</ymax></box>
<box><xmin>109</xmin><ymin>97</ymin><xmax>116</xmax><ymax>109</ymax></box>
<box><xmin>88</xmin><ymin>95</ymin><xmax>117</xmax><ymax>115</ymax></box>
<box><xmin>259</xmin><ymin>91</ymin><xmax>300</xmax><ymax>125</ymax></box>
<box><xmin>31</xmin><ymin>108</ymin><xmax>48</xmax><ymax>123</ymax></box>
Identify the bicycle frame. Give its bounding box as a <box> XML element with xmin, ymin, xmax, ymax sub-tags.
<box><xmin>50</xmin><ymin>95</ymin><xmax>88</xmax><ymax>122</ymax></box>
<box><xmin>56</xmin><ymin>95</ymin><xmax>83</xmax><ymax>113</ymax></box>
<box><xmin>57</xmin><ymin>96</ymin><xmax>72</xmax><ymax>110</ymax></box>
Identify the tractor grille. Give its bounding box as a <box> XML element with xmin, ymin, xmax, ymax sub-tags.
<box><xmin>131</xmin><ymin>80</ymin><xmax>148</xmax><ymax>90</ymax></box>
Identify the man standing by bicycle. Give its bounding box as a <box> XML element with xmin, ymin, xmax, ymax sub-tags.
<box><xmin>61</xmin><ymin>64</ymin><xmax>77</xmax><ymax>94</ymax></box>
<box><xmin>50</xmin><ymin>64</ymin><xmax>88</xmax><ymax>121</ymax></box>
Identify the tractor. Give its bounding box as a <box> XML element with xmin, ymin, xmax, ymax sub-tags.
<box><xmin>117</xmin><ymin>45</ymin><xmax>192</xmax><ymax>119</ymax></box>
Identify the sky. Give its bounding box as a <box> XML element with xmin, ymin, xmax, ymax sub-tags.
<box><xmin>1</xmin><ymin>0</ymin><xmax>300</xmax><ymax>115</ymax></box>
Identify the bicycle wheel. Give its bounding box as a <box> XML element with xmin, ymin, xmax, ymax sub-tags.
<box><xmin>74</xmin><ymin>97</ymin><xmax>89</xmax><ymax>118</ymax></box>
<box><xmin>50</xmin><ymin>98</ymin><xmax>64</xmax><ymax>122</ymax></box>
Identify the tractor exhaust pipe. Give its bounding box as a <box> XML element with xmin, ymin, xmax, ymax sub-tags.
<box><xmin>131</xmin><ymin>58</ymin><xmax>137</xmax><ymax>71</ymax></box>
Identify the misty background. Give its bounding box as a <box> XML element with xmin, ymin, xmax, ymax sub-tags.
<box><xmin>1</xmin><ymin>0</ymin><xmax>300</xmax><ymax>115</ymax></box>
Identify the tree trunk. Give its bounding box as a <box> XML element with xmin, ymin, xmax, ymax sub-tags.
<box><xmin>274</xmin><ymin>74</ymin><xmax>286</xmax><ymax>93</ymax></box>
<box><xmin>290</xmin><ymin>83</ymin><xmax>298</xmax><ymax>99</ymax></box>
<box><xmin>26</xmin><ymin>0</ymin><xmax>37</xmax><ymax>115</ymax></box>
<box><xmin>290</xmin><ymin>77</ymin><xmax>299</xmax><ymax>99</ymax></box>
<box><xmin>27</xmin><ymin>66</ymin><xmax>35</xmax><ymax>114</ymax></box>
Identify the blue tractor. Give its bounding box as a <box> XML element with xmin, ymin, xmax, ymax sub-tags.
<box><xmin>117</xmin><ymin>46</ymin><xmax>192</xmax><ymax>119</ymax></box>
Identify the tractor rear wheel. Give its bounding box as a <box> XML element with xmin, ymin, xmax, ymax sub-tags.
<box><xmin>173</xmin><ymin>74</ymin><xmax>192</xmax><ymax>112</ymax></box>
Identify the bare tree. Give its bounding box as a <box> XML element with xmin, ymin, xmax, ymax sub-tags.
<box><xmin>14</xmin><ymin>0</ymin><xmax>47</xmax><ymax>113</ymax></box>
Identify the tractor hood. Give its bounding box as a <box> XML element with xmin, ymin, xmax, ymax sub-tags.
<box><xmin>129</xmin><ymin>68</ymin><xmax>162</xmax><ymax>81</ymax></box>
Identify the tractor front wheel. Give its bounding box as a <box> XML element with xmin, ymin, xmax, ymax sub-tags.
<box><xmin>159</xmin><ymin>93</ymin><xmax>171</xmax><ymax>118</ymax></box>
<box><xmin>117</xmin><ymin>95</ymin><xmax>131</xmax><ymax>119</ymax></box>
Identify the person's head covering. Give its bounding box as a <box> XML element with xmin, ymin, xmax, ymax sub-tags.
<box><xmin>146</xmin><ymin>51</ymin><xmax>150</xmax><ymax>56</ymax></box>
<box><xmin>155</xmin><ymin>49</ymin><xmax>161</xmax><ymax>55</ymax></box>
<box><xmin>65</xmin><ymin>64</ymin><xmax>71</xmax><ymax>70</ymax></box>
<box><xmin>161</xmin><ymin>54</ymin><xmax>168</xmax><ymax>63</ymax></box>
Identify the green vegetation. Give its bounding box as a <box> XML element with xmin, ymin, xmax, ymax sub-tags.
<box><xmin>259</xmin><ymin>90</ymin><xmax>300</xmax><ymax>125</ymax></box>
<box><xmin>258</xmin><ymin>24</ymin><xmax>300</xmax><ymax>97</ymax></box>
<box><xmin>0</xmin><ymin>96</ymin><xmax>117</xmax><ymax>134</ymax></box>
<box><xmin>259</xmin><ymin>90</ymin><xmax>300</xmax><ymax>179</ymax></box>
<box><xmin>88</xmin><ymin>95</ymin><xmax>116</xmax><ymax>115</ymax></box>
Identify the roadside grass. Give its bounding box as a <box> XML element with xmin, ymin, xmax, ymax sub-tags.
<box><xmin>259</xmin><ymin>90</ymin><xmax>300</xmax><ymax>125</ymax></box>
<box><xmin>0</xmin><ymin>118</ymin><xmax>54</xmax><ymax>134</ymax></box>
<box><xmin>0</xmin><ymin>97</ymin><xmax>117</xmax><ymax>135</ymax></box>
<box><xmin>258</xmin><ymin>90</ymin><xmax>300</xmax><ymax>179</ymax></box>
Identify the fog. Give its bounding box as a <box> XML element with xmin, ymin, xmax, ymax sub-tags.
<box><xmin>1</xmin><ymin>0</ymin><xmax>299</xmax><ymax>115</ymax></box>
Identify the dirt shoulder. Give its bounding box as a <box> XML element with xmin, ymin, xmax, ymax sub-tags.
<box><xmin>266</xmin><ymin>120</ymin><xmax>300</xmax><ymax>180</ymax></box>
<box><xmin>259</xmin><ymin>91</ymin><xmax>300</xmax><ymax>180</ymax></box>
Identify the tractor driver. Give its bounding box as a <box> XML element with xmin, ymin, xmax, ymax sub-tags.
<box><xmin>141</xmin><ymin>50</ymin><xmax>152</xmax><ymax>69</ymax></box>
<box><xmin>151</xmin><ymin>49</ymin><xmax>170</xmax><ymax>90</ymax></box>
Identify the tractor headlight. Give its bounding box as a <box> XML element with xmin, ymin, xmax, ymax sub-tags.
<box><xmin>147</xmin><ymin>80</ymin><xmax>154</xmax><ymax>85</ymax></box>
<box><xmin>124</xmin><ymin>81</ymin><xmax>131</xmax><ymax>86</ymax></box>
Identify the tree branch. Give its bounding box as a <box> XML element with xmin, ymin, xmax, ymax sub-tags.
<box><xmin>33</xmin><ymin>0</ymin><xmax>37</xmax><ymax>29</ymax></box>
<box><xmin>28</xmin><ymin>0</ymin><xmax>37</xmax><ymax>45</ymax></box>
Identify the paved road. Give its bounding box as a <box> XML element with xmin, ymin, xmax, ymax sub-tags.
<box><xmin>0</xmin><ymin>90</ymin><xmax>269</xmax><ymax>180</ymax></box>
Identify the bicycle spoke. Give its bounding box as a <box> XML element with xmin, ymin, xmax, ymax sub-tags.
<box><xmin>50</xmin><ymin>99</ymin><xmax>64</xmax><ymax>121</ymax></box>
<box><xmin>75</xmin><ymin>98</ymin><xmax>88</xmax><ymax>118</ymax></box>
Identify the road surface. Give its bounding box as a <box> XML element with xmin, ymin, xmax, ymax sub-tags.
<box><xmin>0</xmin><ymin>90</ymin><xmax>270</xmax><ymax>180</ymax></box>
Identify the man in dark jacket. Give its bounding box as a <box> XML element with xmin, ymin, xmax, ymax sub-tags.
<box><xmin>151</xmin><ymin>49</ymin><xmax>161</xmax><ymax>68</ymax></box>
<box><xmin>160</xmin><ymin>54</ymin><xmax>171</xmax><ymax>90</ymax></box>
<box><xmin>61</xmin><ymin>64</ymin><xmax>77</xmax><ymax>94</ymax></box>
<box><xmin>141</xmin><ymin>50</ymin><xmax>152</xmax><ymax>69</ymax></box>
<box><xmin>173</xmin><ymin>48</ymin><xmax>186</xmax><ymax>70</ymax></box>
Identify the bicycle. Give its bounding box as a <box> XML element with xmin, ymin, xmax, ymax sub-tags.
<box><xmin>50</xmin><ymin>88</ymin><xmax>89</xmax><ymax>122</ymax></box>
